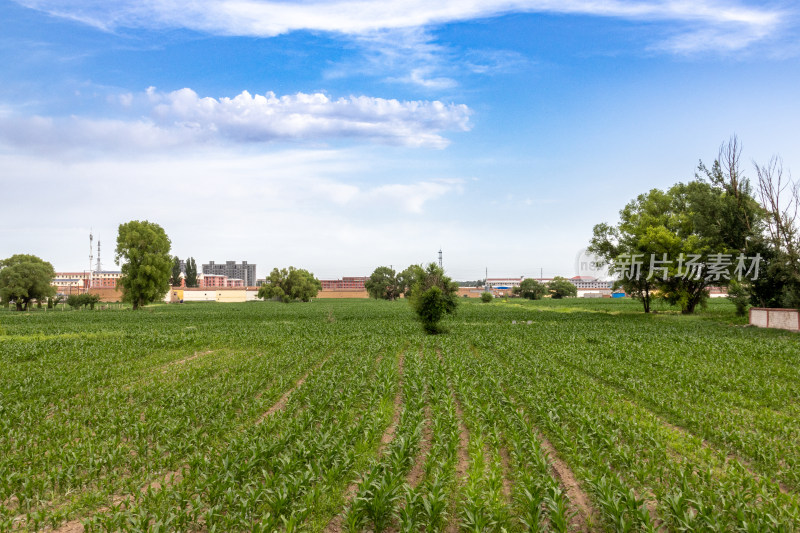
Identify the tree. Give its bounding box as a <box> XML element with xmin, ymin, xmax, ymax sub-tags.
<box><xmin>170</xmin><ymin>256</ymin><xmax>182</xmax><ymax>287</ymax></box>
<box><xmin>514</xmin><ymin>278</ymin><xmax>546</xmax><ymax>300</ymax></box>
<box><xmin>590</xmin><ymin>140</ymin><xmax>763</xmax><ymax>314</ymax></box>
<box><xmin>115</xmin><ymin>220</ymin><xmax>172</xmax><ymax>310</ymax></box>
<box><xmin>184</xmin><ymin>257</ymin><xmax>198</xmax><ymax>288</ymax></box>
<box><xmin>397</xmin><ymin>264</ymin><xmax>425</xmax><ymax>298</ymax></box>
<box><xmin>480</xmin><ymin>292</ymin><xmax>493</xmax><ymax>303</ymax></box>
<box><xmin>548</xmin><ymin>276</ymin><xmax>577</xmax><ymax>299</ymax></box>
<box><xmin>257</xmin><ymin>267</ymin><xmax>321</xmax><ymax>303</ymax></box>
<box><xmin>0</xmin><ymin>254</ymin><xmax>56</xmax><ymax>311</ymax></box>
<box><xmin>754</xmin><ymin>156</ymin><xmax>800</xmax><ymax>308</ymax></box>
<box><xmin>365</xmin><ymin>266</ymin><xmax>401</xmax><ymax>300</ymax></box>
<box><xmin>408</xmin><ymin>263</ymin><xmax>459</xmax><ymax>334</ymax></box>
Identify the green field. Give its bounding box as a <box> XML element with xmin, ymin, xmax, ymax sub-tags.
<box><xmin>1</xmin><ymin>299</ymin><xmax>799</xmax><ymax>532</ymax></box>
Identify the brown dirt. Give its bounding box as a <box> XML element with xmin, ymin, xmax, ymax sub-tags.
<box><xmin>324</xmin><ymin>348</ymin><xmax>407</xmax><ymax>533</ymax></box>
<box><xmin>161</xmin><ymin>350</ymin><xmax>213</xmax><ymax>373</ymax></box>
<box><xmin>435</xmin><ymin>348</ymin><xmax>470</xmax><ymax>533</ymax></box>
<box><xmin>49</xmin><ymin>467</ymin><xmax>188</xmax><ymax>533</ymax></box>
<box><xmin>533</xmin><ymin>429</ymin><xmax>595</xmax><ymax>533</ymax></box>
<box><xmin>406</xmin><ymin>403</ymin><xmax>433</xmax><ymax>489</ymax></box>
<box><xmin>498</xmin><ymin>445</ymin><xmax>513</xmax><ymax>501</ymax></box>
<box><xmin>257</xmin><ymin>357</ymin><xmax>329</xmax><ymax>424</ymax></box>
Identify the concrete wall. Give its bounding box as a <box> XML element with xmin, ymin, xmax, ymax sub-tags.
<box><xmin>216</xmin><ymin>289</ymin><xmax>247</xmax><ymax>303</ymax></box>
<box><xmin>182</xmin><ymin>290</ymin><xmax>217</xmax><ymax>302</ymax></box>
<box><xmin>316</xmin><ymin>290</ymin><xmax>370</xmax><ymax>299</ymax></box>
<box><xmin>749</xmin><ymin>308</ymin><xmax>800</xmax><ymax>332</ymax></box>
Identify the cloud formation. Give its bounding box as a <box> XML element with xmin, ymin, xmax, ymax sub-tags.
<box><xmin>16</xmin><ymin>0</ymin><xmax>786</xmax><ymax>52</ymax></box>
<box><xmin>0</xmin><ymin>88</ymin><xmax>472</xmax><ymax>153</ymax></box>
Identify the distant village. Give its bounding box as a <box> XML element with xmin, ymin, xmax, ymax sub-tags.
<box><xmin>51</xmin><ymin>259</ymin><xmax>730</xmax><ymax>304</ymax></box>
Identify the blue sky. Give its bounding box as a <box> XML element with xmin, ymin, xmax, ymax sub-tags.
<box><xmin>1</xmin><ymin>0</ymin><xmax>799</xmax><ymax>281</ymax></box>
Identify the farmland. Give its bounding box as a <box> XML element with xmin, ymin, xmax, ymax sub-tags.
<box><xmin>1</xmin><ymin>299</ymin><xmax>799</xmax><ymax>532</ymax></box>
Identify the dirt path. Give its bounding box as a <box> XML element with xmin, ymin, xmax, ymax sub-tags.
<box><xmin>324</xmin><ymin>348</ymin><xmax>406</xmax><ymax>533</ymax></box>
<box><xmin>161</xmin><ymin>350</ymin><xmax>214</xmax><ymax>372</ymax></box>
<box><xmin>49</xmin><ymin>467</ymin><xmax>189</xmax><ymax>533</ymax></box>
<box><xmin>257</xmin><ymin>355</ymin><xmax>331</xmax><ymax>424</ymax></box>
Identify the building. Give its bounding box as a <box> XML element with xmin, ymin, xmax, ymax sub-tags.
<box><xmin>569</xmin><ymin>276</ymin><xmax>613</xmax><ymax>290</ymax></box>
<box><xmin>485</xmin><ymin>277</ymin><xmax>524</xmax><ymax>289</ymax></box>
<box><xmin>52</xmin><ymin>270</ymin><xmax>122</xmax><ymax>293</ymax></box>
<box><xmin>90</xmin><ymin>271</ymin><xmax>123</xmax><ymax>289</ymax></box>
<box><xmin>202</xmin><ymin>261</ymin><xmax>256</xmax><ymax>286</ymax></box>
<box><xmin>320</xmin><ymin>276</ymin><xmax>367</xmax><ymax>291</ymax></box>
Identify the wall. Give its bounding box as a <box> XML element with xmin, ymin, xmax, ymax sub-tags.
<box><xmin>88</xmin><ymin>287</ymin><xmax>124</xmax><ymax>302</ymax></box>
<box><xmin>749</xmin><ymin>308</ymin><xmax>800</xmax><ymax>332</ymax></box>
<box><xmin>315</xmin><ymin>290</ymin><xmax>370</xmax><ymax>299</ymax></box>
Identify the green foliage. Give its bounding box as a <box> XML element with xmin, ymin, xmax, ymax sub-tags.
<box><xmin>397</xmin><ymin>264</ymin><xmax>425</xmax><ymax>298</ymax></box>
<box><xmin>170</xmin><ymin>256</ymin><xmax>182</xmax><ymax>287</ymax></box>
<box><xmin>0</xmin><ymin>254</ymin><xmax>56</xmax><ymax>311</ymax></box>
<box><xmin>590</xmin><ymin>142</ymin><xmax>763</xmax><ymax>314</ymax></box>
<box><xmin>514</xmin><ymin>278</ymin><xmax>546</xmax><ymax>300</ymax></box>
<box><xmin>66</xmin><ymin>293</ymin><xmax>102</xmax><ymax>310</ymax></box>
<box><xmin>726</xmin><ymin>279</ymin><xmax>750</xmax><ymax>317</ymax></box>
<box><xmin>365</xmin><ymin>266</ymin><xmax>401</xmax><ymax>300</ymax></box>
<box><xmin>257</xmin><ymin>266</ymin><xmax>321</xmax><ymax>303</ymax></box>
<box><xmin>115</xmin><ymin>220</ymin><xmax>172</xmax><ymax>310</ymax></box>
<box><xmin>408</xmin><ymin>263</ymin><xmax>458</xmax><ymax>334</ymax></box>
<box><xmin>184</xmin><ymin>257</ymin><xmax>198</xmax><ymax>288</ymax></box>
<box><xmin>480</xmin><ymin>292</ymin><xmax>493</xmax><ymax>303</ymax></box>
<box><xmin>547</xmin><ymin>276</ymin><xmax>577</xmax><ymax>299</ymax></box>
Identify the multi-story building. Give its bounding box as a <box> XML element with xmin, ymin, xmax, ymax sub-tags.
<box><xmin>320</xmin><ymin>276</ymin><xmax>367</xmax><ymax>291</ymax></box>
<box><xmin>568</xmin><ymin>276</ymin><xmax>613</xmax><ymax>289</ymax></box>
<box><xmin>485</xmin><ymin>277</ymin><xmax>524</xmax><ymax>289</ymax></box>
<box><xmin>202</xmin><ymin>261</ymin><xmax>256</xmax><ymax>286</ymax></box>
<box><xmin>52</xmin><ymin>271</ymin><xmax>122</xmax><ymax>292</ymax></box>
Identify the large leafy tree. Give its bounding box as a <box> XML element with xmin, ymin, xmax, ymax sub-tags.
<box><xmin>184</xmin><ymin>257</ymin><xmax>198</xmax><ymax>288</ymax></box>
<box><xmin>514</xmin><ymin>278</ymin><xmax>547</xmax><ymax>300</ymax></box>
<box><xmin>397</xmin><ymin>264</ymin><xmax>425</xmax><ymax>297</ymax></box>
<box><xmin>258</xmin><ymin>267</ymin><xmax>321</xmax><ymax>303</ymax></box>
<box><xmin>115</xmin><ymin>220</ymin><xmax>172</xmax><ymax>310</ymax></box>
<box><xmin>0</xmin><ymin>254</ymin><xmax>56</xmax><ymax>311</ymax></box>
<box><xmin>408</xmin><ymin>263</ymin><xmax>459</xmax><ymax>334</ymax></box>
<box><xmin>548</xmin><ymin>276</ymin><xmax>578</xmax><ymax>299</ymax></box>
<box><xmin>590</xmin><ymin>140</ymin><xmax>763</xmax><ymax>314</ymax></box>
<box><xmin>365</xmin><ymin>266</ymin><xmax>401</xmax><ymax>300</ymax></box>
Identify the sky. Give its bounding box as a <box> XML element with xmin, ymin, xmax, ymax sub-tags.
<box><xmin>1</xmin><ymin>0</ymin><xmax>799</xmax><ymax>281</ymax></box>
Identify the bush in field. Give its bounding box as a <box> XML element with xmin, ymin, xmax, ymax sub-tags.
<box><xmin>258</xmin><ymin>266</ymin><xmax>321</xmax><ymax>303</ymax></box>
<box><xmin>548</xmin><ymin>277</ymin><xmax>577</xmax><ymax>299</ymax></box>
<box><xmin>480</xmin><ymin>292</ymin><xmax>493</xmax><ymax>303</ymax></box>
<box><xmin>514</xmin><ymin>278</ymin><xmax>546</xmax><ymax>300</ymax></box>
<box><xmin>66</xmin><ymin>293</ymin><xmax>101</xmax><ymax>310</ymax></box>
<box><xmin>408</xmin><ymin>263</ymin><xmax>458</xmax><ymax>334</ymax></box>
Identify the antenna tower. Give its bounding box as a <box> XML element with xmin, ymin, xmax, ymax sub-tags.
<box><xmin>88</xmin><ymin>230</ymin><xmax>94</xmax><ymax>291</ymax></box>
<box><xmin>438</xmin><ymin>248</ymin><xmax>443</xmax><ymax>269</ymax></box>
<box><xmin>96</xmin><ymin>240</ymin><xmax>102</xmax><ymax>272</ymax></box>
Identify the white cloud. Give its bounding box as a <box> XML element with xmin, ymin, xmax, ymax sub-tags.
<box><xmin>0</xmin><ymin>88</ymin><xmax>472</xmax><ymax>153</ymax></box>
<box><xmin>0</xmin><ymin>147</ymin><xmax>466</xmax><ymax>275</ymax></box>
<box><xmin>15</xmin><ymin>0</ymin><xmax>787</xmax><ymax>53</ymax></box>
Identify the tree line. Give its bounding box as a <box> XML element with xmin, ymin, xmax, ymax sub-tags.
<box><xmin>589</xmin><ymin>136</ymin><xmax>798</xmax><ymax>314</ymax></box>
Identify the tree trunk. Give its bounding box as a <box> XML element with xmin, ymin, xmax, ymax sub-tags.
<box><xmin>15</xmin><ymin>301</ymin><xmax>23</xmax><ymax>311</ymax></box>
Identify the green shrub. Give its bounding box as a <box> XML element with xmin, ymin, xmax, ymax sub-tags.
<box><xmin>480</xmin><ymin>292</ymin><xmax>493</xmax><ymax>303</ymax></box>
